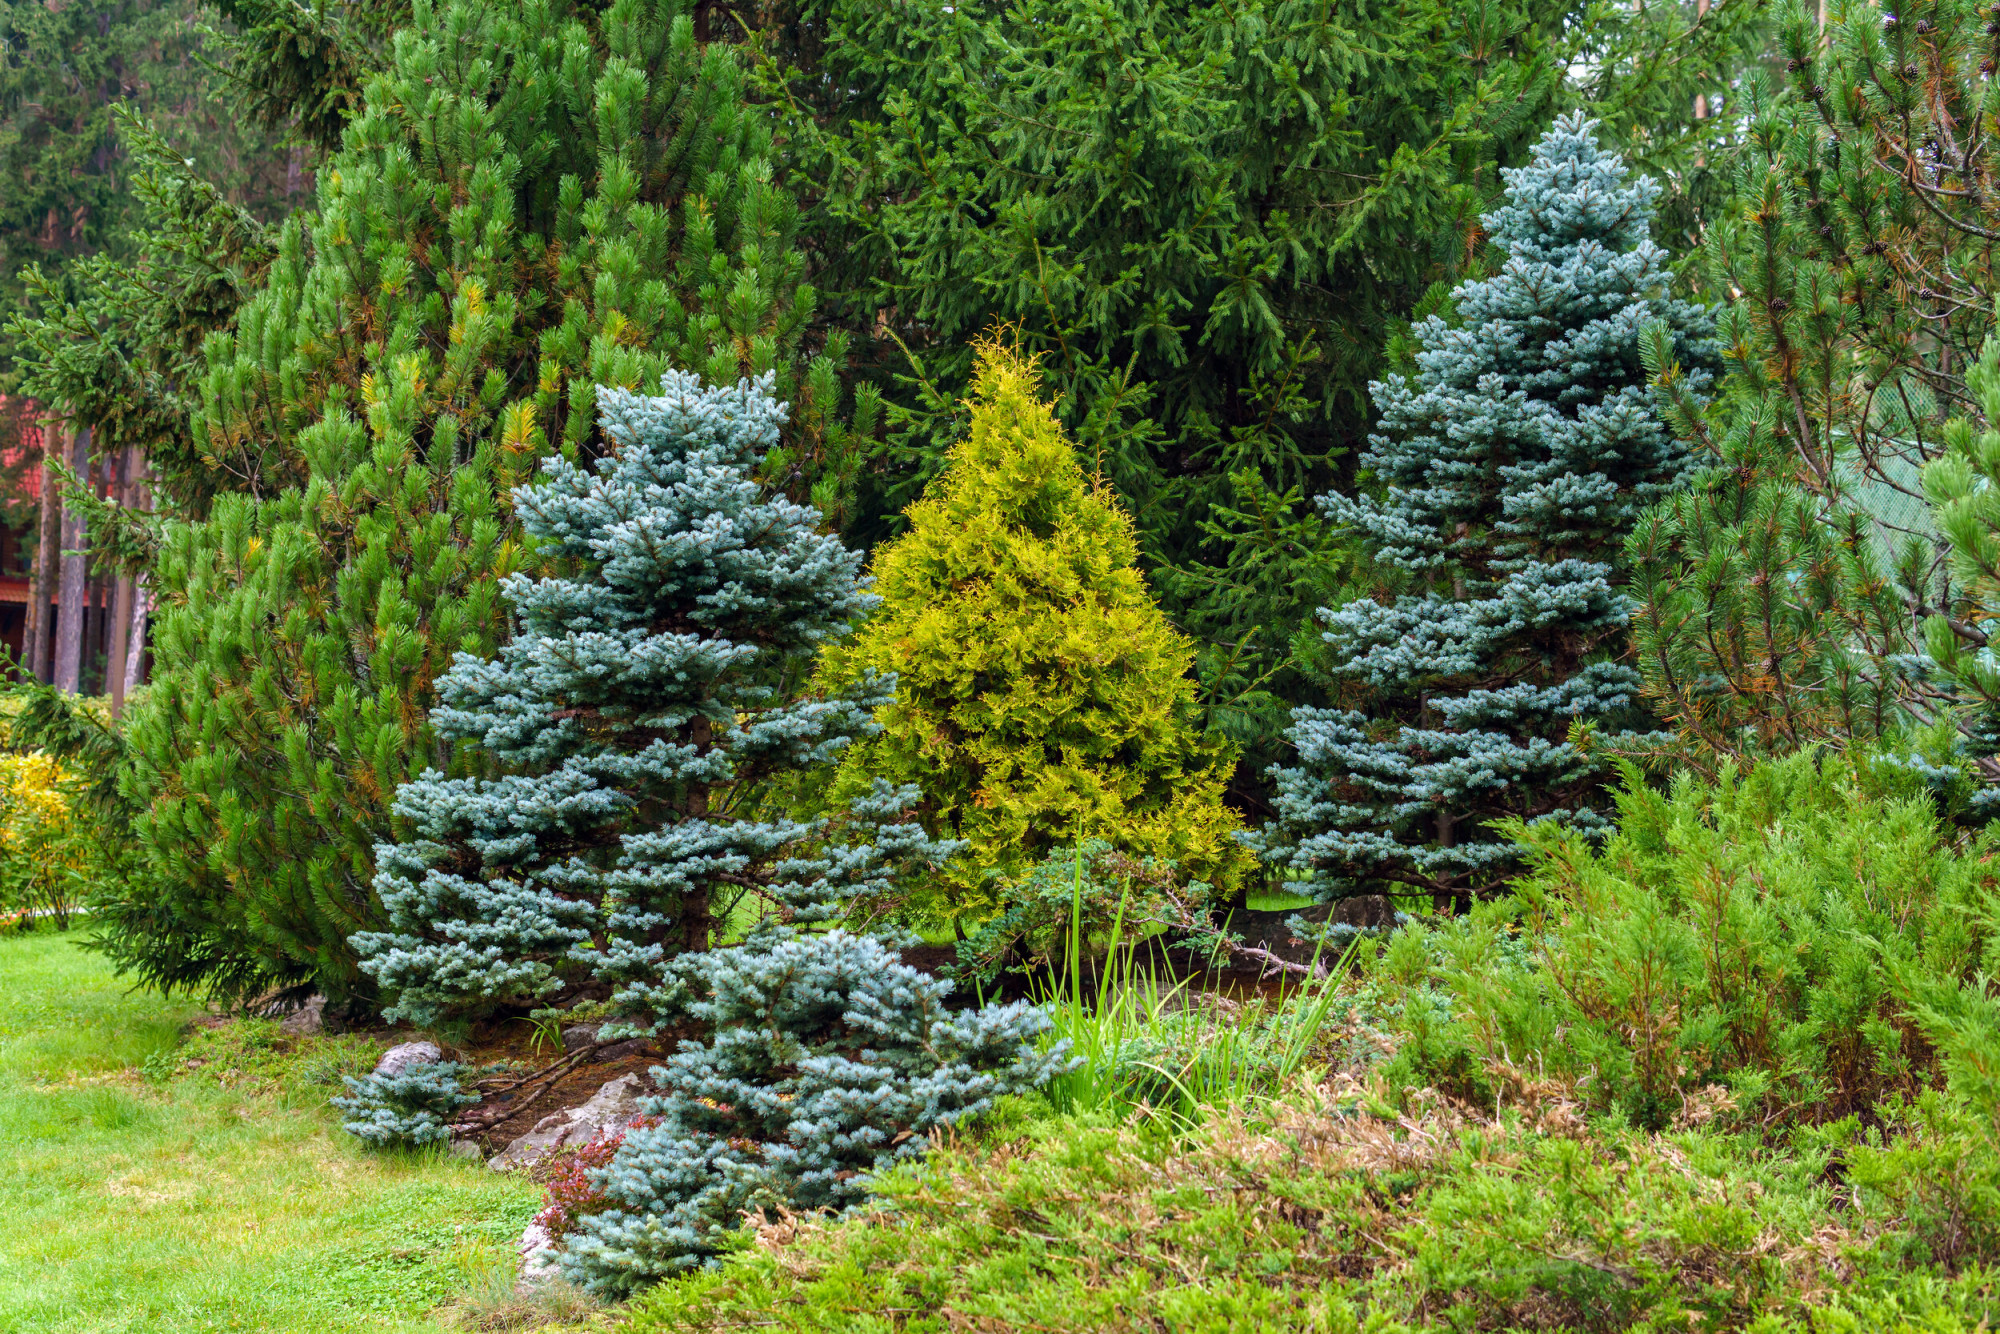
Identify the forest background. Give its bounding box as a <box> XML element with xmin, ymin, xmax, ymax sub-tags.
<box><xmin>0</xmin><ymin>0</ymin><xmax>1981</xmax><ymax>997</ymax></box>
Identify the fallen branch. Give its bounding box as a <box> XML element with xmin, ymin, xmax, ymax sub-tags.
<box><xmin>451</xmin><ymin>1043</ymin><xmax>607</xmax><ymax>1134</ymax></box>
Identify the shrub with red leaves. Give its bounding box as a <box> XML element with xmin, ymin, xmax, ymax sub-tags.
<box><xmin>535</xmin><ymin>1116</ymin><xmax>659</xmax><ymax>1241</ymax></box>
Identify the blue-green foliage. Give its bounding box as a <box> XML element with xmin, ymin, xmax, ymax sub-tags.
<box><xmin>1257</xmin><ymin>114</ymin><xmax>1720</xmax><ymax>903</ymax></box>
<box><xmin>563</xmin><ymin>929</ymin><xmax>1068</xmax><ymax>1293</ymax></box>
<box><xmin>332</xmin><ymin>1061</ymin><xmax>476</xmax><ymax>1148</ymax></box>
<box><xmin>352</xmin><ymin>372</ymin><xmax>946</xmax><ymax>1032</ymax></box>
<box><xmin>352</xmin><ymin>372</ymin><xmax>1062</xmax><ymax>1290</ymax></box>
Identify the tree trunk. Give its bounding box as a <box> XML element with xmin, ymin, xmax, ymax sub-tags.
<box><xmin>121</xmin><ymin>454</ymin><xmax>152</xmax><ymax>698</ymax></box>
<box><xmin>51</xmin><ymin>425</ymin><xmax>90</xmax><ymax>694</ymax></box>
<box><xmin>123</xmin><ymin>575</ymin><xmax>150</xmax><ymax>698</ymax></box>
<box><xmin>24</xmin><ymin>428</ymin><xmax>61</xmax><ymax>683</ymax></box>
<box><xmin>106</xmin><ymin>449</ymin><xmax>134</xmax><ymax>715</ymax></box>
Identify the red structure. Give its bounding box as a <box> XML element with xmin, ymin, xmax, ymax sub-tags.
<box><xmin>0</xmin><ymin>405</ymin><xmax>47</xmax><ymax>670</ymax></box>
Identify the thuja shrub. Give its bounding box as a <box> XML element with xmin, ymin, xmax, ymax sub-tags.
<box><xmin>1368</xmin><ymin>749</ymin><xmax>1999</xmax><ymax>1131</ymax></box>
<box><xmin>817</xmin><ymin>343</ymin><xmax>1247</xmax><ymax>927</ymax></box>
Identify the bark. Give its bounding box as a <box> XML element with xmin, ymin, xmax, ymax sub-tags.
<box><xmin>122</xmin><ymin>575</ymin><xmax>150</xmax><ymax>698</ymax></box>
<box><xmin>24</xmin><ymin>428</ymin><xmax>61</xmax><ymax>683</ymax></box>
<box><xmin>121</xmin><ymin>454</ymin><xmax>152</xmax><ymax>698</ymax></box>
<box><xmin>51</xmin><ymin>425</ymin><xmax>90</xmax><ymax>693</ymax></box>
<box><xmin>107</xmin><ymin>449</ymin><xmax>134</xmax><ymax>715</ymax></box>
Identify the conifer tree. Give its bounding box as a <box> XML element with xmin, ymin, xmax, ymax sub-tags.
<box><xmin>818</xmin><ymin>345</ymin><xmax>1244</xmax><ymax>927</ymax></box>
<box><xmin>1257</xmin><ymin>116</ymin><xmax>1719</xmax><ymax>906</ymax></box>
<box><xmin>355</xmin><ymin>370</ymin><xmax>1063</xmax><ymax>1288</ymax></box>
<box><xmin>109</xmin><ymin>0</ymin><xmax>854</xmax><ymax>1002</ymax></box>
<box><xmin>1622</xmin><ymin>4</ymin><xmax>2000</xmax><ymax>765</ymax></box>
<box><xmin>770</xmin><ymin>0</ymin><xmax>1777</xmax><ymax>771</ymax></box>
<box><xmin>563</xmin><ymin>926</ymin><xmax>1065</xmax><ymax>1290</ymax></box>
<box><xmin>0</xmin><ymin>0</ymin><xmax>302</xmax><ymax>361</ymax></box>
<box><xmin>354</xmin><ymin>370</ymin><xmax>943</xmax><ymax>1025</ymax></box>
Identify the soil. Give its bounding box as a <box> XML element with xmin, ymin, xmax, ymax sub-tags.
<box><xmin>454</xmin><ymin>1042</ymin><xmax>671</xmax><ymax>1154</ymax></box>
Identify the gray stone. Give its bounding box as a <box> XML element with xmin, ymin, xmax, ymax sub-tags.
<box><xmin>559</xmin><ymin>1022</ymin><xmax>601</xmax><ymax>1050</ymax></box>
<box><xmin>447</xmin><ymin>1137</ymin><xmax>485</xmax><ymax>1162</ymax></box>
<box><xmin>278</xmin><ymin>994</ymin><xmax>326</xmax><ymax>1037</ymax></box>
<box><xmin>375</xmin><ymin>1040</ymin><xmax>443</xmax><ymax>1078</ymax></box>
<box><xmin>516</xmin><ymin>1219</ymin><xmax>560</xmax><ymax>1291</ymax></box>
<box><xmin>593</xmin><ymin>1037</ymin><xmax>651</xmax><ymax>1064</ymax></box>
<box><xmin>489</xmin><ymin>1072</ymin><xmax>647</xmax><ymax>1173</ymax></box>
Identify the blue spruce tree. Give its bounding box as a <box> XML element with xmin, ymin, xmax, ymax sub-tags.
<box><xmin>1257</xmin><ymin>115</ymin><xmax>1719</xmax><ymax>906</ymax></box>
<box><xmin>354</xmin><ymin>371</ymin><xmax>1063</xmax><ymax>1284</ymax></box>
<box><xmin>563</xmin><ymin>928</ymin><xmax>1068</xmax><ymax>1292</ymax></box>
<box><xmin>354</xmin><ymin>370</ymin><xmax>956</xmax><ymax>1025</ymax></box>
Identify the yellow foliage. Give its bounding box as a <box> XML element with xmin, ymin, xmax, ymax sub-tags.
<box><xmin>0</xmin><ymin>750</ymin><xmax>89</xmax><ymax>915</ymax></box>
<box><xmin>820</xmin><ymin>341</ymin><xmax>1247</xmax><ymax>924</ymax></box>
<box><xmin>0</xmin><ymin>752</ymin><xmax>71</xmax><ymax>831</ymax></box>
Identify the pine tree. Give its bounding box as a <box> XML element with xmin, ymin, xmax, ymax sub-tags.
<box><xmin>107</xmin><ymin>0</ymin><xmax>850</xmax><ymax>1003</ymax></box>
<box><xmin>1622</xmin><ymin>3</ymin><xmax>2000</xmax><ymax>765</ymax></box>
<box><xmin>1256</xmin><ymin>115</ymin><xmax>1719</xmax><ymax>906</ymax></box>
<box><xmin>818</xmin><ymin>344</ymin><xmax>1244</xmax><ymax>928</ymax></box>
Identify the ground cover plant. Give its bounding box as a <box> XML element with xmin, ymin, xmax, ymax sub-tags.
<box><xmin>616</xmin><ymin>747</ymin><xmax>2000</xmax><ymax>1333</ymax></box>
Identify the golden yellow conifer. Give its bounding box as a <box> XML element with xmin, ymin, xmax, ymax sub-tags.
<box><xmin>821</xmin><ymin>342</ymin><xmax>1245</xmax><ymax>924</ymax></box>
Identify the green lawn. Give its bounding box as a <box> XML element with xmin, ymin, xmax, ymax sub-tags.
<box><xmin>0</xmin><ymin>930</ymin><xmax>543</xmax><ymax>1334</ymax></box>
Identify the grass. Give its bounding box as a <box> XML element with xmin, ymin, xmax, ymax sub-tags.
<box><xmin>0</xmin><ymin>928</ymin><xmax>550</xmax><ymax>1334</ymax></box>
<box><xmin>1035</xmin><ymin>853</ymin><xmax>1346</xmax><ymax>1122</ymax></box>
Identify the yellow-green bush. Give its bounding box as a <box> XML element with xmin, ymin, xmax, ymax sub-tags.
<box><xmin>0</xmin><ymin>750</ymin><xmax>92</xmax><ymax>926</ymax></box>
<box><xmin>819</xmin><ymin>343</ymin><xmax>1246</xmax><ymax>926</ymax></box>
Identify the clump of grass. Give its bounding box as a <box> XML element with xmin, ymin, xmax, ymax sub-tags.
<box><xmin>445</xmin><ymin>1248</ymin><xmax>604</xmax><ymax>1332</ymax></box>
<box><xmin>1034</xmin><ymin>848</ymin><xmax>1347</xmax><ymax>1124</ymax></box>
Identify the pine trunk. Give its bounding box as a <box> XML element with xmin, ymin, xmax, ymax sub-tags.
<box><xmin>25</xmin><ymin>431</ymin><xmax>61</xmax><ymax>683</ymax></box>
<box><xmin>123</xmin><ymin>575</ymin><xmax>150</xmax><ymax>697</ymax></box>
<box><xmin>51</xmin><ymin>425</ymin><xmax>90</xmax><ymax>693</ymax></box>
<box><xmin>106</xmin><ymin>449</ymin><xmax>134</xmax><ymax>715</ymax></box>
<box><xmin>122</xmin><ymin>454</ymin><xmax>151</xmax><ymax>697</ymax></box>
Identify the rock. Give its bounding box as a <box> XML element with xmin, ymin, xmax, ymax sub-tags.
<box><xmin>594</xmin><ymin>1037</ymin><xmax>651</xmax><ymax>1064</ymax></box>
<box><xmin>489</xmin><ymin>1072</ymin><xmax>647</xmax><ymax>1173</ymax></box>
<box><xmin>374</xmin><ymin>1040</ymin><xmax>443</xmax><ymax>1078</ymax></box>
<box><xmin>559</xmin><ymin>1022</ymin><xmax>601</xmax><ymax>1050</ymax></box>
<box><xmin>1225</xmin><ymin>895</ymin><xmax>1398</xmax><ymax>969</ymax></box>
<box><xmin>516</xmin><ymin>1219</ymin><xmax>560</xmax><ymax>1291</ymax></box>
<box><xmin>446</xmin><ymin>1137</ymin><xmax>485</xmax><ymax>1162</ymax></box>
<box><xmin>278</xmin><ymin>994</ymin><xmax>326</xmax><ymax>1037</ymax></box>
